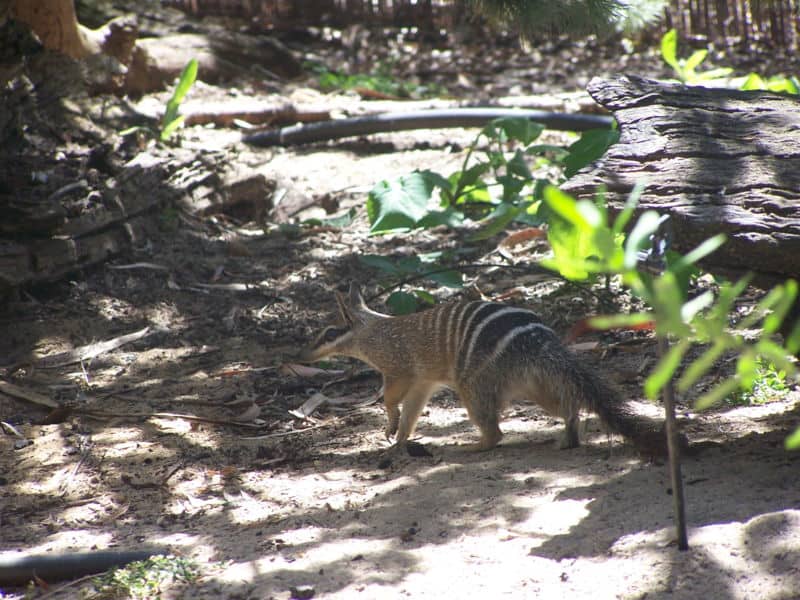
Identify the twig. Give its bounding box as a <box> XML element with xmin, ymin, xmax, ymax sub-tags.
<box><xmin>77</xmin><ymin>408</ymin><xmax>264</xmax><ymax>429</ymax></box>
<box><xmin>658</xmin><ymin>336</ymin><xmax>689</xmax><ymax>550</ymax></box>
<box><xmin>36</xmin><ymin>326</ymin><xmax>157</xmax><ymax>369</ymax></box>
<box><xmin>0</xmin><ymin>380</ymin><xmax>59</xmax><ymax>408</ymax></box>
<box><xmin>240</xmin><ymin>422</ymin><xmax>332</xmax><ymax>440</ymax></box>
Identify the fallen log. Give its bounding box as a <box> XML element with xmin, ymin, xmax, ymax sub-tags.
<box><xmin>561</xmin><ymin>74</ymin><xmax>800</xmax><ymax>283</ymax></box>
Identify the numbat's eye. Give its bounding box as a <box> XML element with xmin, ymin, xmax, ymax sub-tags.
<box><xmin>322</xmin><ymin>328</ymin><xmax>344</xmax><ymax>343</ymax></box>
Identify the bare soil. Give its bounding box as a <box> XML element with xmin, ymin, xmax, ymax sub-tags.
<box><xmin>1</xmin><ymin>13</ymin><xmax>799</xmax><ymax>600</ymax></box>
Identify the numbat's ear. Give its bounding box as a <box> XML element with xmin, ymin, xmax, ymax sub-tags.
<box><xmin>338</xmin><ymin>283</ymin><xmax>390</xmax><ymax>324</ymax></box>
<box><xmin>348</xmin><ymin>283</ymin><xmax>369</xmax><ymax>312</ymax></box>
<box><xmin>334</xmin><ymin>289</ymin><xmax>355</xmax><ymax>327</ymax></box>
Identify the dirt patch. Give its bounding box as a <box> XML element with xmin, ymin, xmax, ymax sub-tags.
<box><xmin>2</xmin><ymin>14</ymin><xmax>800</xmax><ymax>600</ymax></box>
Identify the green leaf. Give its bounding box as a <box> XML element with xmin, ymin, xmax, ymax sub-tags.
<box><xmin>611</xmin><ymin>181</ymin><xmax>644</xmax><ymax>237</ymax></box>
<box><xmin>468</xmin><ymin>203</ymin><xmax>522</xmax><ymax>241</ymax></box>
<box><xmin>589</xmin><ymin>312</ymin><xmax>653</xmax><ymax>330</ymax></box>
<box><xmin>160</xmin><ymin>115</ymin><xmax>186</xmax><ymax>142</ymax></box>
<box><xmin>677</xmin><ymin>339</ymin><xmax>727</xmax><ymax>392</ymax></box>
<box><xmin>763</xmin><ymin>280</ymin><xmax>798</xmax><ymax>334</ymax></box>
<box><xmin>172</xmin><ymin>58</ymin><xmax>199</xmax><ymax>105</ymax></box>
<box><xmin>493</xmin><ymin>117</ymin><xmax>544</xmax><ymax>145</ymax></box>
<box><xmin>623</xmin><ymin>210</ymin><xmax>662</xmax><ymax>269</ymax></box>
<box><xmin>366</xmin><ymin>170</ymin><xmax>442</xmax><ymax>234</ymax></box>
<box><xmin>542</xmin><ymin>186</ymin><xmax>591</xmax><ymax>230</ymax></box>
<box><xmin>684</xmin><ymin>49</ymin><xmax>708</xmax><ymax>73</ymax></box>
<box><xmin>660</xmin><ymin>29</ymin><xmax>680</xmax><ymax>72</ymax></box>
<box><xmin>669</xmin><ymin>234</ymin><xmax>727</xmax><ymax>274</ymax></box>
<box><xmin>387</xmin><ymin>291</ymin><xmax>419</xmax><ymax>315</ymax></box>
<box><xmin>695</xmin><ymin>377</ymin><xmax>742</xmax><ymax>410</ymax></box>
<box><xmin>359</xmin><ymin>254</ymin><xmax>400</xmax><ymax>274</ymax></box>
<box><xmin>507</xmin><ymin>149</ymin><xmax>532</xmax><ymax>179</ymax></box>
<box><xmin>425</xmin><ymin>269</ymin><xmax>463</xmax><ymax>288</ymax></box>
<box><xmin>784</xmin><ymin>427</ymin><xmax>800</xmax><ymax>450</ymax></box>
<box><xmin>302</xmin><ymin>207</ymin><xmax>357</xmax><ymax>228</ymax></box>
<box><xmin>694</xmin><ymin>67</ymin><xmax>734</xmax><ymax>81</ymax></box>
<box><xmin>681</xmin><ymin>289</ymin><xmax>715</xmax><ymax>322</ymax></box>
<box><xmin>451</xmin><ymin>162</ymin><xmax>491</xmax><ymax>196</ymax></box>
<box><xmin>645</xmin><ymin>338</ymin><xmax>690</xmax><ymax>399</ymax></box>
<box><xmin>563</xmin><ymin>128</ymin><xmax>620</xmax><ymax>178</ymax></box>
<box><xmin>740</xmin><ymin>73</ymin><xmax>766</xmax><ymax>90</ymax></box>
<box><xmin>413</xmin><ymin>289</ymin><xmax>437</xmax><ymax>305</ymax></box>
<box><xmin>416</xmin><ymin>206</ymin><xmax>465</xmax><ymax>229</ymax></box>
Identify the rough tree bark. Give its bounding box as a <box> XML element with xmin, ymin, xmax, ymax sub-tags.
<box><xmin>561</xmin><ymin>74</ymin><xmax>800</xmax><ymax>283</ymax></box>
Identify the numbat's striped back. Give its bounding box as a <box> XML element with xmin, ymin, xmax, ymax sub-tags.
<box><xmin>300</xmin><ymin>284</ymin><xmax>675</xmax><ymax>456</ymax></box>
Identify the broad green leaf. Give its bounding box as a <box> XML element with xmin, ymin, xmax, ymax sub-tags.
<box><xmin>645</xmin><ymin>338</ymin><xmax>690</xmax><ymax>399</ymax></box>
<box><xmin>387</xmin><ymin>291</ymin><xmax>418</xmax><ymax>315</ymax></box>
<box><xmin>367</xmin><ymin>170</ymin><xmax>441</xmax><ymax>234</ymax></box>
<box><xmin>660</xmin><ymin>29</ymin><xmax>679</xmax><ymax>72</ymax></box>
<box><xmin>525</xmin><ymin>144</ymin><xmax>570</xmax><ymax>158</ymax></box>
<box><xmin>359</xmin><ymin>254</ymin><xmax>400</xmax><ymax>274</ymax></box>
<box><xmin>507</xmin><ymin>149</ymin><xmax>532</xmax><ymax>179</ymax></box>
<box><xmin>735</xmin><ymin>349</ymin><xmax>759</xmax><ymax>391</ymax></box>
<box><xmin>496</xmin><ymin>174</ymin><xmax>526</xmax><ymax>202</ymax></box>
<box><xmin>695</xmin><ymin>377</ymin><xmax>742</xmax><ymax>410</ymax></box>
<box><xmin>563</xmin><ymin>128</ymin><xmax>620</xmax><ymax>178</ymax></box>
<box><xmin>494</xmin><ymin>117</ymin><xmax>544</xmax><ymax>145</ymax></box>
<box><xmin>785</xmin><ymin>318</ymin><xmax>800</xmax><ymax>355</ymax></box>
<box><xmin>417</xmin><ymin>207</ymin><xmax>465</xmax><ymax>229</ymax></box>
<box><xmin>451</xmin><ymin>162</ymin><xmax>491</xmax><ymax>194</ymax></box>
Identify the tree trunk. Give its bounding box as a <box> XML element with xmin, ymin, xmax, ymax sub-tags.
<box><xmin>12</xmin><ymin>0</ymin><xmax>98</xmax><ymax>58</ymax></box>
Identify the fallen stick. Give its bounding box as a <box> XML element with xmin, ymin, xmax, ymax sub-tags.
<box><xmin>243</xmin><ymin>107</ymin><xmax>613</xmax><ymax>147</ymax></box>
<box><xmin>35</xmin><ymin>326</ymin><xmax>156</xmax><ymax>369</ymax></box>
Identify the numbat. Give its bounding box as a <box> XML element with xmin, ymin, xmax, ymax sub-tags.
<box><xmin>301</xmin><ymin>285</ymin><xmax>669</xmax><ymax>455</ymax></box>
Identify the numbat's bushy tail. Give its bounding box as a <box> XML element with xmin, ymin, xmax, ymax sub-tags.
<box><xmin>301</xmin><ymin>284</ymin><xmax>670</xmax><ymax>455</ymax></box>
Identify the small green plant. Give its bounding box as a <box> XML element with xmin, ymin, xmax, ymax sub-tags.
<box><xmin>729</xmin><ymin>358</ymin><xmax>790</xmax><ymax>405</ymax></box>
<box><xmin>740</xmin><ymin>72</ymin><xmax>800</xmax><ymax>94</ymax></box>
<box><xmin>541</xmin><ymin>184</ymin><xmax>800</xmax><ymax>448</ymax></box>
<box><xmin>91</xmin><ymin>555</ymin><xmax>200</xmax><ymax>599</ymax></box>
<box><xmin>121</xmin><ymin>59</ymin><xmax>198</xmax><ymax>142</ymax></box>
<box><xmin>360</xmin><ymin>116</ymin><xmax>617</xmax><ymax>309</ymax></box>
<box><xmin>306</xmin><ymin>61</ymin><xmax>441</xmax><ymax>98</ymax></box>
<box><xmin>660</xmin><ymin>29</ymin><xmax>733</xmax><ymax>84</ymax></box>
<box><xmin>365</xmin><ymin>117</ymin><xmax>617</xmax><ymax>237</ymax></box>
<box><xmin>160</xmin><ymin>58</ymin><xmax>199</xmax><ymax>142</ymax></box>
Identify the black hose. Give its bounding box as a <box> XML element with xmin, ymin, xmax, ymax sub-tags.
<box><xmin>243</xmin><ymin>107</ymin><xmax>613</xmax><ymax>147</ymax></box>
